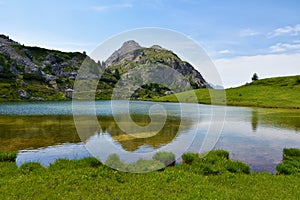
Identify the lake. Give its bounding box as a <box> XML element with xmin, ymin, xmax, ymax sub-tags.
<box><xmin>0</xmin><ymin>100</ymin><xmax>300</xmax><ymax>173</ymax></box>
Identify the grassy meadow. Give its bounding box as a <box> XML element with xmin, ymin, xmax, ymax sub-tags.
<box><xmin>156</xmin><ymin>75</ymin><xmax>300</xmax><ymax>109</ymax></box>
<box><xmin>0</xmin><ymin>149</ymin><xmax>299</xmax><ymax>199</ymax></box>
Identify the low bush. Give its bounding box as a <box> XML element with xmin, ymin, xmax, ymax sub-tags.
<box><xmin>276</xmin><ymin>163</ymin><xmax>296</xmax><ymax>175</ymax></box>
<box><xmin>182</xmin><ymin>150</ymin><xmax>250</xmax><ymax>175</ymax></box>
<box><xmin>82</xmin><ymin>157</ymin><xmax>103</xmax><ymax>168</ymax></box>
<box><xmin>225</xmin><ymin>160</ymin><xmax>250</xmax><ymax>174</ymax></box>
<box><xmin>152</xmin><ymin>152</ymin><xmax>175</xmax><ymax>166</ymax></box>
<box><xmin>19</xmin><ymin>162</ymin><xmax>44</xmax><ymax>174</ymax></box>
<box><xmin>105</xmin><ymin>154</ymin><xmax>126</xmax><ymax>171</ymax></box>
<box><xmin>182</xmin><ymin>153</ymin><xmax>199</xmax><ymax>164</ymax></box>
<box><xmin>125</xmin><ymin>159</ymin><xmax>165</xmax><ymax>173</ymax></box>
<box><xmin>207</xmin><ymin>149</ymin><xmax>230</xmax><ymax>159</ymax></box>
<box><xmin>0</xmin><ymin>151</ymin><xmax>17</xmax><ymax>162</ymax></box>
<box><xmin>283</xmin><ymin>148</ymin><xmax>300</xmax><ymax>157</ymax></box>
<box><xmin>23</xmin><ymin>73</ymin><xmax>46</xmax><ymax>82</ymax></box>
<box><xmin>105</xmin><ymin>154</ymin><xmax>165</xmax><ymax>173</ymax></box>
<box><xmin>48</xmin><ymin>159</ymin><xmax>77</xmax><ymax>171</ymax></box>
<box><xmin>197</xmin><ymin>163</ymin><xmax>221</xmax><ymax>175</ymax></box>
<box><xmin>276</xmin><ymin>148</ymin><xmax>300</xmax><ymax>175</ymax></box>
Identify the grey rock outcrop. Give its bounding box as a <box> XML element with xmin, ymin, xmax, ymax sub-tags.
<box><xmin>105</xmin><ymin>40</ymin><xmax>210</xmax><ymax>89</ymax></box>
<box><xmin>18</xmin><ymin>89</ymin><xmax>30</xmax><ymax>99</ymax></box>
<box><xmin>105</xmin><ymin>40</ymin><xmax>142</xmax><ymax>66</ymax></box>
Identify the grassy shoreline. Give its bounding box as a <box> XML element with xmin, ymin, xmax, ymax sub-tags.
<box><xmin>0</xmin><ymin>149</ymin><xmax>299</xmax><ymax>199</ymax></box>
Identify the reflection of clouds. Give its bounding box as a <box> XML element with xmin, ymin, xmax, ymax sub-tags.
<box><xmin>85</xmin><ymin>111</ymin><xmax>196</xmax><ymax>153</ymax></box>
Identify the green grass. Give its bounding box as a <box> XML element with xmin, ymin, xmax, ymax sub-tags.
<box><xmin>0</xmin><ymin>149</ymin><xmax>299</xmax><ymax>199</ymax></box>
<box><xmin>276</xmin><ymin>148</ymin><xmax>300</xmax><ymax>175</ymax></box>
<box><xmin>0</xmin><ymin>151</ymin><xmax>16</xmax><ymax>162</ymax></box>
<box><xmin>181</xmin><ymin>150</ymin><xmax>250</xmax><ymax>175</ymax></box>
<box><xmin>157</xmin><ymin>75</ymin><xmax>300</xmax><ymax>109</ymax></box>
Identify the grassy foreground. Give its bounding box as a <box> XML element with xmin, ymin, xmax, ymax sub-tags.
<box><xmin>0</xmin><ymin>149</ymin><xmax>300</xmax><ymax>199</ymax></box>
<box><xmin>156</xmin><ymin>75</ymin><xmax>300</xmax><ymax>109</ymax></box>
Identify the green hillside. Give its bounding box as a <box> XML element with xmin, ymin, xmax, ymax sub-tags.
<box><xmin>156</xmin><ymin>75</ymin><xmax>300</xmax><ymax>109</ymax></box>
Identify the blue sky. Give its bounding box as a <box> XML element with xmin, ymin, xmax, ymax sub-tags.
<box><xmin>1</xmin><ymin>0</ymin><xmax>300</xmax><ymax>87</ymax></box>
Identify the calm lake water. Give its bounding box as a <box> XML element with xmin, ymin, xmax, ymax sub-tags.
<box><xmin>0</xmin><ymin>101</ymin><xmax>300</xmax><ymax>173</ymax></box>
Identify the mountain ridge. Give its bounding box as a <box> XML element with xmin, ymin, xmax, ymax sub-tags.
<box><xmin>0</xmin><ymin>35</ymin><xmax>210</xmax><ymax>101</ymax></box>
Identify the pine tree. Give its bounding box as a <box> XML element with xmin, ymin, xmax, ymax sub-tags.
<box><xmin>252</xmin><ymin>73</ymin><xmax>258</xmax><ymax>81</ymax></box>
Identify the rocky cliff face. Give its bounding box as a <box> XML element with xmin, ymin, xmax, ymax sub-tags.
<box><xmin>105</xmin><ymin>40</ymin><xmax>210</xmax><ymax>89</ymax></box>
<box><xmin>0</xmin><ymin>35</ymin><xmax>88</xmax><ymax>81</ymax></box>
<box><xmin>0</xmin><ymin>34</ymin><xmax>106</xmax><ymax>101</ymax></box>
<box><xmin>105</xmin><ymin>40</ymin><xmax>142</xmax><ymax>67</ymax></box>
<box><xmin>0</xmin><ymin>35</ymin><xmax>210</xmax><ymax>101</ymax></box>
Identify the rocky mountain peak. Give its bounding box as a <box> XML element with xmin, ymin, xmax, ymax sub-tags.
<box><xmin>120</xmin><ymin>40</ymin><xmax>141</xmax><ymax>52</ymax></box>
<box><xmin>150</xmin><ymin>45</ymin><xmax>165</xmax><ymax>50</ymax></box>
<box><xmin>105</xmin><ymin>40</ymin><xmax>142</xmax><ymax>66</ymax></box>
<box><xmin>105</xmin><ymin>40</ymin><xmax>210</xmax><ymax>89</ymax></box>
<box><xmin>0</xmin><ymin>34</ymin><xmax>19</xmax><ymax>45</ymax></box>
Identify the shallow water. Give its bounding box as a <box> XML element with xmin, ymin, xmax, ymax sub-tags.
<box><xmin>1</xmin><ymin>101</ymin><xmax>300</xmax><ymax>173</ymax></box>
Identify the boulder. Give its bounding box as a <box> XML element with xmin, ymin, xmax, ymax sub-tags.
<box><xmin>18</xmin><ymin>89</ymin><xmax>30</xmax><ymax>99</ymax></box>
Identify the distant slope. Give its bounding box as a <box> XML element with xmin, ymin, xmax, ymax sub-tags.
<box><xmin>157</xmin><ymin>75</ymin><xmax>300</xmax><ymax>109</ymax></box>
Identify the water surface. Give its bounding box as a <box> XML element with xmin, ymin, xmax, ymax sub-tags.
<box><xmin>1</xmin><ymin>101</ymin><xmax>300</xmax><ymax>173</ymax></box>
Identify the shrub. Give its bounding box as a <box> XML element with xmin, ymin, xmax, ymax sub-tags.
<box><xmin>197</xmin><ymin>163</ymin><xmax>220</xmax><ymax>175</ymax></box>
<box><xmin>276</xmin><ymin>163</ymin><xmax>296</xmax><ymax>175</ymax></box>
<box><xmin>19</xmin><ymin>162</ymin><xmax>44</xmax><ymax>174</ymax></box>
<box><xmin>105</xmin><ymin>154</ymin><xmax>126</xmax><ymax>171</ymax></box>
<box><xmin>182</xmin><ymin>153</ymin><xmax>199</xmax><ymax>165</ymax></box>
<box><xmin>276</xmin><ymin>148</ymin><xmax>300</xmax><ymax>175</ymax></box>
<box><xmin>152</xmin><ymin>152</ymin><xmax>175</xmax><ymax>166</ymax></box>
<box><xmin>207</xmin><ymin>150</ymin><xmax>230</xmax><ymax>159</ymax></box>
<box><xmin>283</xmin><ymin>148</ymin><xmax>300</xmax><ymax>158</ymax></box>
<box><xmin>126</xmin><ymin>159</ymin><xmax>165</xmax><ymax>173</ymax></box>
<box><xmin>82</xmin><ymin>157</ymin><xmax>102</xmax><ymax>168</ymax></box>
<box><xmin>225</xmin><ymin>160</ymin><xmax>250</xmax><ymax>174</ymax></box>
<box><xmin>23</xmin><ymin>73</ymin><xmax>46</xmax><ymax>81</ymax></box>
<box><xmin>0</xmin><ymin>151</ymin><xmax>17</xmax><ymax>162</ymax></box>
<box><xmin>0</xmin><ymin>73</ymin><xmax>16</xmax><ymax>79</ymax></box>
<box><xmin>105</xmin><ymin>154</ymin><xmax>165</xmax><ymax>173</ymax></box>
<box><xmin>48</xmin><ymin>159</ymin><xmax>76</xmax><ymax>170</ymax></box>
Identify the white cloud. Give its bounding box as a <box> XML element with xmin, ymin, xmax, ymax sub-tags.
<box><xmin>270</xmin><ymin>42</ymin><xmax>300</xmax><ymax>53</ymax></box>
<box><xmin>217</xmin><ymin>49</ymin><xmax>230</xmax><ymax>54</ymax></box>
<box><xmin>214</xmin><ymin>53</ymin><xmax>300</xmax><ymax>88</ymax></box>
<box><xmin>240</xmin><ymin>28</ymin><xmax>260</xmax><ymax>37</ymax></box>
<box><xmin>91</xmin><ymin>6</ymin><xmax>108</xmax><ymax>11</ymax></box>
<box><xmin>91</xmin><ymin>3</ymin><xmax>133</xmax><ymax>12</ymax></box>
<box><xmin>268</xmin><ymin>24</ymin><xmax>300</xmax><ymax>38</ymax></box>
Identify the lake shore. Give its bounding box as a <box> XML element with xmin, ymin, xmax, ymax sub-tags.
<box><xmin>0</xmin><ymin>149</ymin><xmax>299</xmax><ymax>199</ymax></box>
<box><xmin>1</xmin><ymin>75</ymin><xmax>300</xmax><ymax>109</ymax></box>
